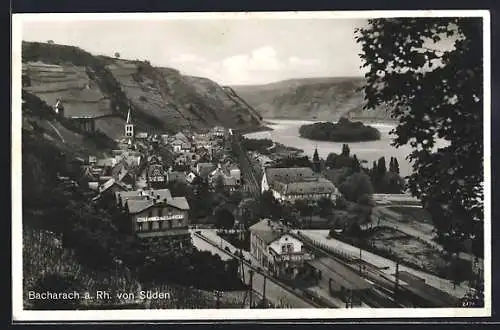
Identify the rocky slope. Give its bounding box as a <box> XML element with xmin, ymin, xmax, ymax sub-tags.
<box><xmin>231</xmin><ymin>77</ymin><xmax>394</xmax><ymax>122</ymax></box>
<box><xmin>22</xmin><ymin>41</ymin><xmax>263</xmax><ymax>139</ymax></box>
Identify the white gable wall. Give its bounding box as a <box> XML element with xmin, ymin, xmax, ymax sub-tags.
<box><xmin>268</xmin><ymin>234</ymin><xmax>303</xmax><ymax>255</ymax></box>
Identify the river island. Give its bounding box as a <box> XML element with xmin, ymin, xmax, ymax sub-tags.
<box><xmin>298</xmin><ymin>117</ymin><xmax>382</xmax><ymax>142</ymax></box>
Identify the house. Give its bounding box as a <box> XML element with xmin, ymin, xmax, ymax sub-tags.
<box><xmin>116</xmin><ymin>189</ymin><xmax>190</xmax><ymax>238</ymax></box>
<box><xmin>249</xmin><ymin>219</ymin><xmax>313</xmax><ymax>280</ymax></box>
<box><xmin>99</xmin><ymin>178</ymin><xmax>129</xmax><ymax>196</ymax></box>
<box><xmin>172</xmin><ymin>139</ymin><xmax>184</xmax><ymax>153</ymax></box>
<box><xmin>161</xmin><ymin>134</ymin><xmax>170</xmax><ymax>144</ymax></box>
<box><xmin>135</xmin><ymin>132</ymin><xmax>148</xmax><ymax>140</ymax></box>
<box><xmin>228</xmin><ymin>164</ymin><xmax>241</xmax><ymax>183</ymax></box>
<box><xmin>222</xmin><ymin>176</ymin><xmax>239</xmax><ymax>192</ymax></box>
<box><xmin>210</xmin><ymin>126</ymin><xmax>226</xmax><ymax>138</ymax></box>
<box><xmin>175</xmin><ymin>152</ymin><xmax>199</xmax><ymax>167</ymax></box>
<box><xmin>262</xmin><ymin>167</ymin><xmax>339</xmax><ymax>203</ymax></box>
<box><xmin>174</xmin><ymin>132</ymin><xmax>190</xmax><ymax>143</ymax></box>
<box><xmin>181</xmin><ymin>142</ymin><xmax>192</xmax><ymax>153</ymax></box>
<box><xmin>166</xmin><ymin>170</ymin><xmax>187</xmax><ymax>184</ymax></box>
<box><xmin>96</xmin><ymin>157</ymin><xmax>116</xmax><ymax>169</ymax></box>
<box><xmin>185</xmin><ymin>171</ymin><xmax>197</xmax><ymax>184</ymax></box>
<box><xmin>196</xmin><ymin>162</ymin><xmax>217</xmax><ymax>180</ymax></box>
<box><xmin>88</xmin><ymin>155</ymin><xmax>97</xmax><ymax>166</ymax></box>
<box><xmin>148</xmin><ymin>164</ymin><xmax>166</xmax><ymax>185</ymax></box>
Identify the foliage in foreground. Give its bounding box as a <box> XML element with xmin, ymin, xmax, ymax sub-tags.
<box><xmin>356</xmin><ymin>18</ymin><xmax>483</xmax><ymax>250</ymax></box>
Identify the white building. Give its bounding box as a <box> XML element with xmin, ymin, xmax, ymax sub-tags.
<box><xmin>249</xmin><ymin>219</ymin><xmax>313</xmax><ymax>279</ymax></box>
<box><xmin>261</xmin><ymin>167</ymin><xmax>339</xmax><ymax>203</ymax></box>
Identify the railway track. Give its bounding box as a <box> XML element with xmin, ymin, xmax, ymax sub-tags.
<box><xmin>231</xmin><ymin>132</ymin><xmax>261</xmax><ymax>198</ymax></box>
<box><xmin>295</xmin><ymin>232</ymin><xmax>459</xmax><ymax>307</ymax></box>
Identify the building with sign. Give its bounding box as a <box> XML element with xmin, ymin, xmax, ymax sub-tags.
<box><xmin>115</xmin><ymin>188</ymin><xmax>190</xmax><ymax>238</ymax></box>
<box><xmin>249</xmin><ymin>219</ymin><xmax>313</xmax><ymax>281</ymax></box>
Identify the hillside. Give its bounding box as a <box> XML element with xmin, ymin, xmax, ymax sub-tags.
<box><xmin>231</xmin><ymin>77</ymin><xmax>394</xmax><ymax>122</ymax></box>
<box><xmin>22</xmin><ymin>41</ymin><xmax>263</xmax><ymax>139</ymax></box>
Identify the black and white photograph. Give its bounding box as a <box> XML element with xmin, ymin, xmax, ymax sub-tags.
<box><xmin>11</xmin><ymin>10</ymin><xmax>491</xmax><ymax>321</ymax></box>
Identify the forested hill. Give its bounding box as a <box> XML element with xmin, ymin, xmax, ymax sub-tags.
<box><xmin>21</xmin><ymin>41</ymin><xmax>264</xmax><ymax>139</ymax></box>
<box><xmin>231</xmin><ymin>77</ymin><xmax>394</xmax><ymax>122</ymax></box>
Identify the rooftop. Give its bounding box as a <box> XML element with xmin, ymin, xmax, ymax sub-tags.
<box><xmin>265</xmin><ymin>167</ymin><xmax>316</xmax><ymax>184</ymax></box>
<box><xmin>249</xmin><ymin>219</ymin><xmax>289</xmax><ymax>244</ymax></box>
<box><xmin>274</xmin><ymin>179</ymin><xmax>338</xmax><ymax>195</ymax></box>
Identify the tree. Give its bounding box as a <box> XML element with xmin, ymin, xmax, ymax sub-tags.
<box><xmin>393</xmin><ymin>158</ymin><xmax>400</xmax><ymax>174</ymax></box>
<box><xmin>215</xmin><ymin>207</ymin><xmax>235</xmax><ymax>233</ymax></box>
<box><xmin>47</xmin><ymin>40</ymin><xmax>54</xmax><ymax>44</ymax></box>
<box><xmin>357</xmin><ymin>18</ymin><xmax>484</xmax><ymax>304</ymax></box>
<box><xmin>341</xmin><ymin>144</ymin><xmax>350</xmax><ymax>157</ymax></box>
<box><xmin>377</xmin><ymin>157</ymin><xmax>387</xmax><ymax>174</ymax></box>
<box><xmin>339</xmin><ymin>172</ymin><xmax>374</xmax><ymax>203</ymax></box>
<box><xmin>316</xmin><ymin>197</ymin><xmax>334</xmax><ymax>218</ymax></box>
<box><xmin>352</xmin><ymin>155</ymin><xmax>361</xmax><ymax>173</ymax></box>
<box><xmin>214</xmin><ymin>175</ymin><xmax>226</xmax><ymax>195</ymax></box>
<box><xmin>114</xmin><ymin>52</ymin><xmax>121</xmax><ymax>58</ymax></box>
<box><xmin>356</xmin><ymin>18</ymin><xmax>483</xmax><ymax>241</ymax></box>
<box><xmin>312</xmin><ymin>148</ymin><xmax>321</xmax><ymax>173</ymax></box>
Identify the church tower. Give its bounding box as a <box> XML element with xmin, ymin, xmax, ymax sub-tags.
<box><xmin>125</xmin><ymin>105</ymin><xmax>135</xmax><ymax>147</ymax></box>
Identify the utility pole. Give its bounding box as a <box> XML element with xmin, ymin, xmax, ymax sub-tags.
<box><xmin>262</xmin><ymin>273</ymin><xmax>267</xmax><ymax>306</ymax></box>
<box><xmin>394</xmin><ymin>262</ymin><xmax>400</xmax><ymax>298</ymax></box>
<box><xmin>214</xmin><ymin>290</ymin><xmax>223</xmax><ymax>309</ymax></box>
<box><xmin>249</xmin><ymin>270</ymin><xmax>254</xmax><ymax>308</ymax></box>
<box><xmin>359</xmin><ymin>247</ymin><xmax>362</xmax><ymax>275</ymax></box>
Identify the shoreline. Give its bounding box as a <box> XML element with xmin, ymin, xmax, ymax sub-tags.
<box><xmin>263</xmin><ymin>116</ymin><xmax>399</xmax><ymax>125</ymax></box>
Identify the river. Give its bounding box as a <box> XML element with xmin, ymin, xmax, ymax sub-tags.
<box><xmin>245</xmin><ymin>119</ymin><xmax>447</xmax><ymax>178</ymax></box>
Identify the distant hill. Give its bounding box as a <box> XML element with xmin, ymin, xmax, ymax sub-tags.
<box><xmin>21</xmin><ymin>41</ymin><xmax>264</xmax><ymax>140</ymax></box>
<box><xmin>231</xmin><ymin>77</ymin><xmax>394</xmax><ymax>122</ymax></box>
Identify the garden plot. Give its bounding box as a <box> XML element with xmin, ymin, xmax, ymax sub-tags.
<box><xmin>368</xmin><ymin>227</ymin><xmax>447</xmax><ymax>275</ymax></box>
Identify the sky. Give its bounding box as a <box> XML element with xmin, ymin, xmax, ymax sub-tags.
<box><xmin>21</xmin><ymin>18</ymin><xmax>367</xmax><ymax>85</ymax></box>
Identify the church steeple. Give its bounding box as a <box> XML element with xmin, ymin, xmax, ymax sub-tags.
<box><xmin>125</xmin><ymin>104</ymin><xmax>135</xmax><ymax>148</ymax></box>
<box><xmin>126</xmin><ymin>106</ymin><xmax>132</xmax><ymax>124</ymax></box>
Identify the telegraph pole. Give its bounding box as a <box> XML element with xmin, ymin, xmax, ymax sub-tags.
<box><xmin>214</xmin><ymin>290</ymin><xmax>223</xmax><ymax>309</ymax></box>
<box><xmin>262</xmin><ymin>273</ymin><xmax>267</xmax><ymax>306</ymax></box>
<box><xmin>249</xmin><ymin>269</ymin><xmax>254</xmax><ymax>308</ymax></box>
<box><xmin>394</xmin><ymin>262</ymin><xmax>400</xmax><ymax>299</ymax></box>
<box><xmin>359</xmin><ymin>247</ymin><xmax>362</xmax><ymax>275</ymax></box>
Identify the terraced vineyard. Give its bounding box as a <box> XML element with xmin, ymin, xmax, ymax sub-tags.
<box><xmin>23</xmin><ymin>62</ymin><xmax>112</xmax><ymax>118</ymax></box>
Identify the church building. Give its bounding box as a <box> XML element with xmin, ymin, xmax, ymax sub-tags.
<box><xmin>125</xmin><ymin>105</ymin><xmax>135</xmax><ymax>149</ymax></box>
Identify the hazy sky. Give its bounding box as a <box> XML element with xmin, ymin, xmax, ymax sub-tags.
<box><xmin>22</xmin><ymin>18</ymin><xmax>367</xmax><ymax>85</ymax></box>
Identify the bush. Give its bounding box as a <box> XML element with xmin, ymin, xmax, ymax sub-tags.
<box><xmin>29</xmin><ymin>273</ymin><xmax>84</xmax><ymax>310</ymax></box>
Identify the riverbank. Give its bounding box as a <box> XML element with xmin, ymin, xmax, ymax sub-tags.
<box><xmin>244</xmin><ymin>118</ymin><xmax>424</xmax><ymax>178</ymax></box>
<box><xmin>235</xmin><ymin>124</ymin><xmax>273</xmax><ymax>135</ymax></box>
<box><xmin>264</xmin><ymin>116</ymin><xmax>398</xmax><ymax>125</ymax></box>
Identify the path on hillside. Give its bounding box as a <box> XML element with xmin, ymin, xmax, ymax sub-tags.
<box><xmin>47</xmin><ymin>121</ymin><xmax>65</xmax><ymax>143</ymax></box>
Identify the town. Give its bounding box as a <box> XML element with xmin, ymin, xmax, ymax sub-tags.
<box><xmin>22</xmin><ymin>95</ymin><xmax>482</xmax><ymax>310</ymax></box>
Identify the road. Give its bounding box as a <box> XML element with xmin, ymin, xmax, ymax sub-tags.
<box><xmin>47</xmin><ymin>121</ymin><xmax>65</xmax><ymax>142</ymax></box>
<box><xmin>191</xmin><ymin>230</ymin><xmax>318</xmax><ymax>308</ymax></box>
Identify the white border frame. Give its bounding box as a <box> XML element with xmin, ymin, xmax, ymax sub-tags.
<box><xmin>11</xmin><ymin>10</ymin><xmax>492</xmax><ymax>321</ymax></box>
